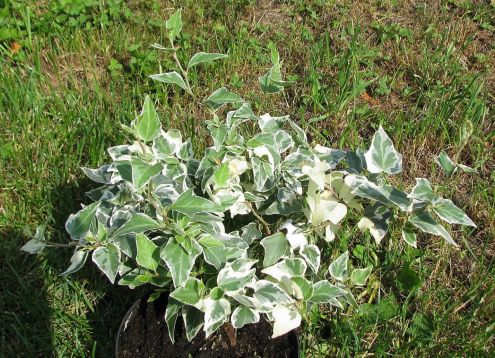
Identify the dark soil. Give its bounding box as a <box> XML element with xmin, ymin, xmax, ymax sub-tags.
<box><xmin>116</xmin><ymin>294</ymin><xmax>299</xmax><ymax>358</ymax></box>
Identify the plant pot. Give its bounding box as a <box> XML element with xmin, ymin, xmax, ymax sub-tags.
<box><xmin>115</xmin><ymin>293</ymin><xmax>299</xmax><ymax>358</ymax></box>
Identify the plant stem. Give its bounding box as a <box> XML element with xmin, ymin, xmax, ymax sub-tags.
<box><xmin>246</xmin><ymin>201</ymin><xmax>271</xmax><ymax>235</ymax></box>
<box><xmin>45</xmin><ymin>241</ymin><xmax>78</xmax><ymax>248</ymax></box>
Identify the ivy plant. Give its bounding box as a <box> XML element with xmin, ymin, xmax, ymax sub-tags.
<box><xmin>22</xmin><ymin>9</ymin><xmax>475</xmax><ymax>342</ymax></box>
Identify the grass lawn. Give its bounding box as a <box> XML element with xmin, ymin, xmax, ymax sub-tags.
<box><xmin>1</xmin><ymin>0</ymin><xmax>494</xmax><ymax>356</ymax></box>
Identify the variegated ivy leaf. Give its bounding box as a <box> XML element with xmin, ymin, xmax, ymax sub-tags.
<box><xmin>111</xmin><ymin>213</ymin><xmax>160</xmax><ymax>238</ymax></box>
<box><xmin>205</xmin><ymin>87</ymin><xmax>243</xmax><ymax>110</ymax></box>
<box><xmin>61</xmin><ymin>249</ymin><xmax>89</xmax><ymax>275</ymax></box>
<box><xmin>351</xmin><ymin>179</ymin><xmax>411</xmax><ymax>212</ymax></box>
<box><xmin>259</xmin><ymin>46</ymin><xmax>294</xmax><ymax>95</ymax></box>
<box><xmin>436</xmin><ymin>151</ymin><xmax>456</xmax><ymax>177</ymax></box>
<box><xmin>357</xmin><ymin>205</ymin><xmax>393</xmax><ymax>245</ymax></box>
<box><xmin>408</xmin><ymin>210</ymin><xmax>457</xmax><ymax>246</ymax></box>
<box><xmin>187</xmin><ymin>52</ymin><xmax>228</xmax><ymax>68</ymax></box>
<box><xmin>252</xmin><ymin>157</ymin><xmax>276</xmax><ymax>192</ymax></box>
<box><xmin>306</xmin><ymin>182</ymin><xmax>347</xmax><ymax>226</ymax></box>
<box><xmin>231</xmin><ymin>306</ymin><xmax>260</xmax><ymax>329</ymax></box>
<box><xmin>203</xmin><ymin>297</ymin><xmax>231</xmax><ymax>338</ymax></box>
<box><xmin>152</xmin><ymin>129</ymin><xmax>182</xmax><ymax>158</ymax></box>
<box><xmin>254</xmin><ymin>280</ymin><xmax>293</xmax><ymax>305</ymax></box>
<box><xmin>213</xmin><ymin>162</ymin><xmax>230</xmax><ymax>188</ymax></box>
<box><xmin>217</xmin><ymin>258</ymin><xmax>257</xmax><ymax>292</ymax></box>
<box><xmin>408</xmin><ymin>178</ymin><xmax>437</xmax><ymax>202</ymax></box>
<box><xmin>280</xmin><ymin>220</ymin><xmax>307</xmax><ymax>249</ymax></box>
<box><xmin>81</xmin><ymin>165</ymin><xmax>113</xmax><ymax>184</ymax></box>
<box><xmin>286</xmin><ymin>276</ymin><xmax>314</xmax><ymax>300</ymax></box>
<box><xmin>271</xmin><ymin>305</ymin><xmax>301</xmax><ymax>338</ymax></box>
<box><xmin>150</xmin><ymin>71</ymin><xmax>191</xmax><ymax>94</ymax></box>
<box><xmin>21</xmin><ymin>225</ymin><xmax>46</xmax><ymax>255</ymax></box>
<box><xmin>170</xmin><ymin>277</ymin><xmax>206</xmax><ymax>305</ymax></box>
<box><xmin>240</xmin><ymin>222</ymin><xmax>262</xmax><ymax>245</ymax></box>
<box><xmin>300</xmin><ymin>244</ymin><xmax>321</xmax><ymax>273</ymax></box>
<box><xmin>165</xmin><ymin>9</ymin><xmax>182</xmax><ymax>42</ymax></box>
<box><xmin>169</xmin><ymin>189</ymin><xmax>224</xmax><ymax>217</ymax></box>
<box><xmin>261</xmin><ymin>258</ymin><xmax>307</xmax><ymax>281</ymax></box>
<box><xmin>65</xmin><ymin>201</ymin><xmax>100</xmax><ymax>240</ymax></box>
<box><xmin>160</xmin><ymin>237</ymin><xmax>202</xmax><ymax>287</ymax></box>
<box><xmin>134</xmin><ymin>95</ymin><xmax>161</xmax><ymax>142</ymax></box>
<box><xmin>182</xmin><ymin>305</ymin><xmax>204</xmax><ymax>342</ymax></box>
<box><xmin>92</xmin><ymin>244</ymin><xmax>121</xmax><ymax>283</ymax></box>
<box><xmin>310</xmin><ymin>280</ymin><xmax>347</xmax><ymax>303</ymax></box>
<box><xmin>402</xmin><ymin>228</ymin><xmax>417</xmax><ymax>248</ymax></box>
<box><xmin>314</xmin><ymin>145</ymin><xmax>347</xmax><ymax>169</ymax></box>
<box><xmin>432</xmin><ymin>198</ymin><xmax>476</xmax><ymax>227</ymax></box>
<box><xmin>364</xmin><ymin>126</ymin><xmax>403</xmax><ymax>174</ymax></box>
<box><xmin>135</xmin><ymin>233</ymin><xmax>160</xmax><ymax>271</ymax></box>
<box><xmin>329</xmin><ymin>251</ymin><xmax>349</xmax><ymax>281</ymax></box>
<box><xmin>350</xmin><ymin>266</ymin><xmax>372</xmax><ymax>286</ymax></box>
<box><xmin>260</xmin><ymin>232</ymin><xmax>287</xmax><ymax>267</ymax></box>
<box><xmin>116</xmin><ymin>157</ymin><xmax>163</xmax><ymax>190</ymax></box>
<box><xmin>165</xmin><ymin>297</ymin><xmax>181</xmax><ymax>343</ymax></box>
<box><xmin>302</xmin><ymin>158</ymin><xmax>330</xmax><ymax>191</ymax></box>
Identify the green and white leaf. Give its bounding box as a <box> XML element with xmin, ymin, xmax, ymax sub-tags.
<box><xmin>408</xmin><ymin>210</ymin><xmax>457</xmax><ymax>246</ymax></box>
<box><xmin>150</xmin><ymin>71</ymin><xmax>190</xmax><ymax>94</ymax></box>
<box><xmin>134</xmin><ymin>95</ymin><xmax>161</xmax><ymax>142</ymax></box>
<box><xmin>111</xmin><ymin>213</ymin><xmax>160</xmax><ymax>238</ymax></box>
<box><xmin>203</xmin><ymin>297</ymin><xmax>231</xmax><ymax>338</ymax></box>
<box><xmin>271</xmin><ymin>305</ymin><xmax>301</xmax><ymax>338</ymax></box>
<box><xmin>169</xmin><ymin>189</ymin><xmax>224</xmax><ymax>217</ymax></box>
<box><xmin>350</xmin><ymin>265</ymin><xmax>372</xmax><ymax>286</ymax></box>
<box><xmin>231</xmin><ymin>306</ymin><xmax>260</xmax><ymax>329</ymax></box>
<box><xmin>408</xmin><ymin>178</ymin><xmax>437</xmax><ymax>202</ymax></box>
<box><xmin>329</xmin><ymin>251</ymin><xmax>349</xmax><ymax>281</ymax></box>
<box><xmin>300</xmin><ymin>244</ymin><xmax>321</xmax><ymax>273</ymax></box>
<box><xmin>205</xmin><ymin>87</ymin><xmax>243</xmax><ymax>110</ymax></box>
<box><xmin>165</xmin><ymin>297</ymin><xmax>181</xmax><ymax>343</ymax></box>
<box><xmin>401</xmin><ymin>228</ymin><xmax>417</xmax><ymax>248</ymax></box>
<box><xmin>65</xmin><ymin>201</ymin><xmax>100</xmax><ymax>239</ymax></box>
<box><xmin>61</xmin><ymin>249</ymin><xmax>89</xmax><ymax>276</ymax></box>
<box><xmin>254</xmin><ymin>280</ymin><xmax>293</xmax><ymax>305</ymax></box>
<box><xmin>364</xmin><ymin>126</ymin><xmax>403</xmax><ymax>174</ymax></box>
<box><xmin>217</xmin><ymin>258</ymin><xmax>257</xmax><ymax>292</ymax></box>
<box><xmin>92</xmin><ymin>245</ymin><xmax>121</xmax><ymax>283</ymax></box>
<box><xmin>166</xmin><ymin>9</ymin><xmax>182</xmax><ymax>42</ymax></box>
<box><xmin>182</xmin><ymin>305</ymin><xmax>204</xmax><ymax>342</ymax></box>
<box><xmin>170</xmin><ymin>277</ymin><xmax>205</xmax><ymax>305</ymax></box>
<box><xmin>436</xmin><ymin>151</ymin><xmax>456</xmax><ymax>177</ymax></box>
<box><xmin>432</xmin><ymin>198</ymin><xmax>476</xmax><ymax>227</ymax></box>
<box><xmin>260</xmin><ymin>232</ymin><xmax>287</xmax><ymax>267</ymax></box>
<box><xmin>310</xmin><ymin>280</ymin><xmax>348</xmax><ymax>303</ymax></box>
<box><xmin>188</xmin><ymin>52</ymin><xmax>228</xmax><ymax>68</ymax></box>
<box><xmin>135</xmin><ymin>233</ymin><xmax>160</xmax><ymax>271</ymax></box>
<box><xmin>261</xmin><ymin>258</ymin><xmax>307</xmax><ymax>282</ymax></box>
<box><xmin>161</xmin><ymin>237</ymin><xmax>202</xmax><ymax>287</ymax></box>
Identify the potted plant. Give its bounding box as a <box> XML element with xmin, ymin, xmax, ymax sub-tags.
<box><xmin>22</xmin><ymin>9</ymin><xmax>476</xmax><ymax>357</ymax></box>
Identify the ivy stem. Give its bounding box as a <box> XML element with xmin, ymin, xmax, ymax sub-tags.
<box><xmin>246</xmin><ymin>201</ymin><xmax>271</xmax><ymax>235</ymax></box>
<box><xmin>45</xmin><ymin>241</ymin><xmax>79</xmax><ymax>248</ymax></box>
<box><xmin>169</xmin><ymin>38</ymin><xmax>194</xmax><ymax>97</ymax></box>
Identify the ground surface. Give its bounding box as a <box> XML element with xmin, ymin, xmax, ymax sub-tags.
<box><xmin>0</xmin><ymin>0</ymin><xmax>494</xmax><ymax>357</ymax></box>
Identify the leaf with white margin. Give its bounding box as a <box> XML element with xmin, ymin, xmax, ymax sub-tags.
<box><xmin>160</xmin><ymin>237</ymin><xmax>202</xmax><ymax>287</ymax></box>
<box><xmin>280</xmin><ymin>220</ymin><xmax>307</xmax><ymax>249</ymax></box>
<box><xmin>134</xmin><ymin>95</ymin><xmax>161</xmax><ymax>142</ymax></box>
<box><xmin>281</xmin><ymin>276</ymin><xmax>313</xmax><ymax>300</ymax></box>
<box><xmin>187</xmin><ymin>52</ymin><xmax>228</xmax><ymax>68</ymax></box>
<box><xmin>310</xmin><ymin>281</ymin><xmax>348</xmax><ymax>303</ymax></box>
<box><xmin>302</xmin><ymin>159</ymin><xmax>330</xmax><ymax>191</ymax></box>
<box><xmin>230</xmin><ymin>294</ymin><xmax>273</xmax><ymax>313</ymax></box>
<box><xmin>325</xmin><ymin>223</ymin><xmax>338</xmax><ymax>242</ymax></box>
<box><xmin>260</xmin><ymin>232</ymin><xmax>287</xmax><ymax>267</ymax></box>
<box><xmin>350</xmin><ymin>266</ymin><xmax>372</xmax><ymax>286</ymax></box>
<box><xmin>65</xmin><ymin>201</ymin><xmax>100</xmax><ymax>239</ymax></box>
<box><xmin>436</xmin><ymin>151</ymin><xmax>455</xmax><ymax>177</ymax></box>
<box><xmin>21</xmin><ymin>225</ymin><xmax>46</xmax><ymax>254</ymax></box>
<box><xmin>136</xmin><ymin>233</ymin><xmax>160</xmax><ymax>271</ymax></box>
<box><xmin>314</xmin><ymin>145</ymin><xmax>347</xmax><ymax>169</ymax></box>
<box><xmin>254</xmin><ymin>280</ymin><xmax>293</xmax><ymax>305</ymax></box>
<box><xmin>169</xmin><ymin>189</ymin><xmax>224</xmax><ymax>217</ymax></box>
<box><xmin>364</xmin><ymin>126</ymin><xmax>403</xmax><ymax>174</ymax></box>
<box><xmin>240</xmin><ymin>222</ymin><xmax>262</xmax><ymax>245</ymax></box>
<box><xmin>329</xmin><ymin>251</ymin><xmax>349</xmax><ymax>281</ymax></box>
<box><xmin>150</xmin><ymin>71</ymin><xmax>191</xmax><ymax>94</ymax></box>
<box><xmin>408</xmin><ymin>210</ymin><xmax>457</xmax><ymax>246</ymax></box>
<box><xmin>214</xmin><ymin>162</ymin><xmax>230</xmax><ymax>188</ymax></box>
<box><xmin>152</xmin><ymin>129</ymin><xmax>182</xmax><ymax>158</ymax></box>
<box><xmin>127</xmin><ymin>157</ymin><xmax>164</xmax><ymax>190</ymax></box>
<box><xmin>165</xmin><ymin>297</ymin><xmax>181</xmax><ymax>343</ymax></box>
<box><xmin>351</xmin><ymin>180</ymin><xmax>411</xmax><ymax>211</ymax></box>
<box><xmin>261</xmin><ymin>258</ymin><xmax>307</xmax><ymax>281</ymax></box>
<box><xmin>357</xmin><ymin>205</ymin><xmax>392</xmax><ymax>244</ymax></box>
<box><xmin>300</xmin><ymin>244</ymin><xmax>321</xmax><ymax>273</ymax></box>
<box><xmin>203</xmin><ymin>297</ymin><xmax>231</xmax><ymax>338</ymax></box>
<box><xmin>92</xmin><ymin>245</ymin><xmax>120</xmax><ymax>283</ymax></box>
<box><xmin>271</xmin><ymin>305</ymin><xmax>301</xmax><ymax>338</ymax></box>
<box><xmin>111</xmin><ymin>213</ymin><xmax>160</xmax><ymax>238</ymax></box>
<box><xmin>408</xmin><ymin>178</ymin><xmax>437</xmax><ymax>202</ymax></box>
<box><xmin>205</xmin><ymin>87</ymin><xmax>243</xmax><ymax>110</ymax></box>
<box><xmin>182</xmin><ymin>305</ymin><xmax>204</xmax><ymax>342</ymax></box>
<box><xmin>252</xmin><ymin>157</ymin><xmax>276</xmax><ymax>192</ymax></box>
<box><xmin>170</xmin><ymin>277</ymin><xmax>205</xmax><ymax>305</ymax></box>
<box><xmin>432</xmin><ymin>198</ymin><xmax>476</xmax><ymax>227</ymax></box>
<box><xmin>81</xmin><ymin>165</ymin><xmax>113</xmax><ymax>184</ymax></box>
<box><xmin>202</xmin><ymin>246</ymin><xmax>226</xmax><ymax>270</ymax></box>
<box><xmin>306</xmin><ymin>183</ymin><xmax>347</xmax><ymax>226</ymax></box>
<box><xmin>61</xmin><ymin>249</ymin><xmax>89</xmax><ymax>276</ymax></box>
<box><xmin>166</xmin><ymin>9</ymin><xmax>182</xmax><ymax>41</ymax></box>
<box><xmin>217</xmin><ymin>258</ymin><xmax>257</xmax><ymax>292</ymax></box>
<box><xmin>402</xmin><ymin>228</ymin><xmax>417</xmax><ymax>248</ymax></box>
<box><xmin>231</xmin><ymin>306</ymin><xmax>260</xmax><ymax>329</ymax></box>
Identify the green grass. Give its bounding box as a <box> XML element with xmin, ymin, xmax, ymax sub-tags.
<box><xmin>1</xmin><ymin>0</ymin><xmax>494</xmax><ymax>356</ymax></box>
